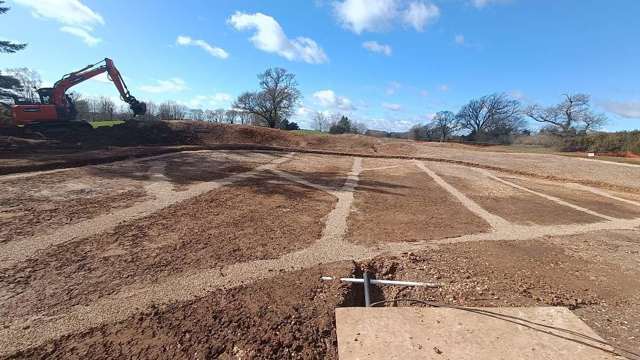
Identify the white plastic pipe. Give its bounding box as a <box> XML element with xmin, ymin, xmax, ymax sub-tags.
<box><xmin>321</xmin><ymin>276</ymin><xmax>441</xmax><ymax>288</ymax></box>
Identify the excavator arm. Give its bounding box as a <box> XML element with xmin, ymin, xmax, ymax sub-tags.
<box><xmin>52</xmin><ymin>58</ymin><xmax>146</xmax><ymax>116</ymax></box>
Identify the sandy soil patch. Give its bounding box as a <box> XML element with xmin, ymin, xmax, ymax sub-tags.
<box><xmin>427</xmin><ymin>163</ymin><xmax>602</xmax><ymax>225</ymax></box>
<box><xmin>0</xmin><ymin>174</ymin><xmax>335</xmax><ymax>320</ymax></box>
<box><xmin>0</xmin><ymin>168</ymin><xmax>151</xmax><ymax>243</ymax></box>
<box><xmin>504</xmin><ymin>177</ymin><xmax>640</xmax><ymax>219</ymax></box>
<box><xmin>162</xmin><ymin>150</ymin><xmax>280</xmax><ymax>190</ymax></box>
<box><xmin>276</xmin><ymin>153</ymin><xmax>354</xmax><ymax>188</ymax></box>
<box><xmin>414</xmin><ymin>143</ymin><xmax>640</xmax><ymax>191</ymax></box>
<box><xmin>347</xmin><ymin>160</ymin><xmax>490</xmax><ymax>245</ymax></box>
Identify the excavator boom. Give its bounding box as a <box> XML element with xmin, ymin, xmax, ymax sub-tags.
<box><xmin>4</xmin><ymin>58</ymin><xmax>146</xmax><ymax>127</ymax></box>
<box><xmin>53</xmin><ymin>58</ymin><xmax>146</xmax><ymax>116</ymax></box>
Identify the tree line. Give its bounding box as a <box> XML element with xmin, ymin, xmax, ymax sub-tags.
<box><xmin>409</xmin><ymin>92</ymin><xmax>606</xmax><ymax>144</ymax></box>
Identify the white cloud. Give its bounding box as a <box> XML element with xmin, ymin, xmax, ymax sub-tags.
<box><xmin>228</xmin><ymin>12</ymin><xmax>328</xmax><ymax>64</ymax></box>
<box><xmin>313</xmin><ymin>89</ymin><xmax>355</xmax><ymax>111</ymax></box>
<box><xmin>362</xmin><ymin>41</ymin><xmax>392</xmax><ymax>56</ymax></box>
<box><xmin>601</xmin><ymin>100</ymin><xmax>640</xmax><ymax>119</ymax></box>
<box><xmin>15</xmin><ymin>0</ymin><xmax>103</xmax><ymax>46</ymax></box>
<box><xmin>333</xmin><ymin>0</ymin><xmax>397</xmax><ymax>34</ymax></box>
<box><xmin>454</xmin><ymin>34</ymin><xmax>465</xmax><ymax>45</ymax></box>
<box><xmin>15</xmin><ymin>0</ymin><xmax>104</xmax><ymax>28</ymax></box>
<box><xmin>176</xmin><ymin>35</ymin><xmax>229</xmax><ymax>59</ymax></box>
<box><xmin>333</xmin><ymin>0</ymin><xmax>439</xmax><ymax>34</ymax></box>
<box><xmin>386</xmin><ymin>81</ymin><xmax>401</xmax><ymax>95</ymax></box>
<box><xmin>419</xmin><ymin>89</ymin><xmax>429</xmax><ymax>97</ymax></box>
<box><xmin>139</xmin><ymin>78</ymin><xmax>187</xmax><ymax>93</ymax></box>
<box><xmin>470</xmin><ymin>0</ymin><xmax>510</xmax><ymax>8</ymax></box>
<box><xmin>402</xmin><ymin>1</ymin><xmax>439</xmax><ymax>31</ymax></box>
<box><xmin>438</xmin><ymin>84</ymin><xmax>450</xmax><ymax>92</ymax></box>
<box><xmin>60</xmin><ymin>26</ymin><xmax>101</xmax><ymax>46</ymax></box>
<box><xmin>383</xmin><ymin>102</ymin><xmax>402</xmax><ymax>111</ymax></box>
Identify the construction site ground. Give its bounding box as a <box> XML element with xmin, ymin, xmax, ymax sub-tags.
<box><xmin>2</xmin><ymin>126</ymin><xmax>640</xmax><ymax>359</ymax></box>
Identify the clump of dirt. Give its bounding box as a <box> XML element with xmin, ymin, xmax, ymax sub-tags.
<box><xmin>7</xmin><ymin>263</ymin><xmax>357</xmax><ymax>360</ymax></box>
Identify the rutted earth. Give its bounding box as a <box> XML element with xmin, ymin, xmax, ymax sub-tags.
<box><xmin>1</xmin><ymin>150</ymin><xmax>640</xmax><ymax>359</ymax></box>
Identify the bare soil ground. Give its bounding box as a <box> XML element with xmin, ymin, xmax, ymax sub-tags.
<box><xmin>2</xmin><ymin>144</ymin><xmax>640</xmax><ymax>359</ymax></box>
<box><xmin>276</xmin><ymin>153</ymin><xmax>354</xmax><ymax>188</ymax></box>
<box><xmin>6</xmin><ymin>263</ymin><xmax>356</xmax><ymax>360</ymax></box>
<box><xmin>162</xmin><ymin>150</ymin><xmax>280</xmax><ymax>190</ymax></box>
<box><xmin>4</xmin><ymin>122</ymin><xmax>640</xmax><ymax>192</ymax></box>
<box><xmin>0</xmin><ymin>167</ymin><xmax>151</xmax><ymax>243</ymax></box>
<box><xmin>10</xmin><ymin>233</ymin><xmax>640</xmax><ymax>359</ymax></box>
<box><xmin>360</xmin><ymin>232</ymin><xmax>640</xmax><ymax>354</ymax></box>
<box><xmin>504</xmin><ymin>176</ymin><xmax>640</xmax><ymax>219</ymax></box>
<box><xmin>0</xmin><ymin>173</ymin><xmax>335</xmax><ymax>320</ymax></box>
<box><xmin>426</xmin><ymin>162</ymin><xmax>603</xmax><ymax>225</ymax></box>
<box><xmin>347</xmin><ymin>159</ymin><xmax>491</xmax><ymax>245</ymax></box>
<box><xmin>414</xmin><ymin>142</ymin><xmax>640</xmax><ymax>191</ymax></box>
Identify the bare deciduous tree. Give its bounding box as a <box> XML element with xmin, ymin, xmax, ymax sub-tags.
<box><xmin>233</xmin><ymin>68</ymin><xmax>301</xmax><ymax>128</ymax></box>
<box><xmin>0</xmin><ymin>71</ymin><xmax>23</xmax><ymax>101</ymax></box>
<box><xmin>143</xmin><ymin>101</ymin><xmax>158</xmax><ymax>120</ymax></box>
<box><xmin>4</xmin><ymin>67</ymin><xmax>41</xmax><ymax>101</ymax></box>
<box><xmin>225</xmin><ymin>109</ymin><xmax>239</xmax><ymax>124</ymax></box>
<box><xmin>524</xmin><ymin>94</ymin><xmax>606</xmax><ymax>135</ymax></box>
<box><xmin>236</xmin><ymin>109</ymin><xmax>252</xmax><ymax>125</ymax></box>
<box><xmin>190</xmin><ymin>108</ymin><xmax>205</xmax><ymax>121</ymax></box>
<box><xmin>431</xmin><ymin>110</ymin><xmax>459</xmax><ymax>141</ymax></box>
<box><xmin>159</xmin><ymin>101</ymin><xmax>187</xmax><ymax>120</ymax></box>
<box><xmin>212</xmin><ymin>108</ymin><xmax>226</xmax><ymax>123</ymax></box>
<box><xmin>98</xmin><ymin>96</ymin><xmax>115</xmax><ymax>120</ymax></box>
<box><xmin>313</xmin><ymin>111</ymin><xmax>330</xmax><ymax>132</ymax></box>
<box><xmin>456</xmin><ymin>93</ymin><xmax>522</xmax><ymax>141</ymax></box>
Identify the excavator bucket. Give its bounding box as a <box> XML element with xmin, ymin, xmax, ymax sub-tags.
<box><xmin>130</xmin><ymin>101</ymin><xmax>146</xmax><ymax>116</ymax></box>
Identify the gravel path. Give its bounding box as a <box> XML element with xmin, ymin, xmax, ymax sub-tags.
<box><xmin>414</xmin><ymin>160</ymin><xmax>510</xmax><ymax>229</ymax></box>
<box><xmin>0</xmin><ymin>157</ymin><xmax>371</xmax><ymax>354</ymax></box>
<box><xmin>415</xmin><ymin>144</ymin><xmax>640</xmax><ymax>191</ymax></box>
<box><xmin>3</xmin><ymin>153</ymin><xmax>640</xmax><ymax>356</ymax></box>
<box><xmin>0</xmin><ymin>152</ymin><xmax>294</xmax><ymax>268</ymax></box>
<box><xmin>483</xmin><ymin>171</ymin><xmax>615</xmax><ymax>221</ymax></box>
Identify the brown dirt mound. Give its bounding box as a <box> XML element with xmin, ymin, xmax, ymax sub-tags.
<box><xmin>1</xmin><ymin>120</ymin><xmax>413</xmax><ymax>156</ymax></box>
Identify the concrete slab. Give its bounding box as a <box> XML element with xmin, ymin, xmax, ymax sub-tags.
<box><xmin>335</xmin><ymin>307</ymin><xmax>620</xmax><ymax>360</ymax></box>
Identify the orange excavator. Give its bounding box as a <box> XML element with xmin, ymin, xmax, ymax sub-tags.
<box><xmin>2</xmin><ymin>58</ymin><xmax>145</xmax><ymax>131</ymax></box>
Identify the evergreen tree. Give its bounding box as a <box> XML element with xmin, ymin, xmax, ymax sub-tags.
<box><xmin>0</xmin><ymin>1</ymin><xmax>27</xmax><ymax>54</ymax></box>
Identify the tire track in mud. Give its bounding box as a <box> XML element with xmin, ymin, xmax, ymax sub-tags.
<box><xmin>0</xmin><ymin>153</ymin><xmax>295</xmax><ymax>269</ymax></box>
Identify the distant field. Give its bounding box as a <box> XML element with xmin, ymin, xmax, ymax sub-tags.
<box><xmin>90</xmin><ymin>120</ymin><xmax>124</xmax><ymax>128</ymax></box>
<box><xmin>291</xmin><ymin>129</ymin><xmax>330</xmax><ymax>136</ymax></box>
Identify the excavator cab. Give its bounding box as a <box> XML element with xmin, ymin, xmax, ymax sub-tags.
<box><xmin>36</xmin><ymin>88</ymin><xmax>53</xmax><ymax>104</ymax></box>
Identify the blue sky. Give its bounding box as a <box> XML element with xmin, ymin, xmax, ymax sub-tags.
<box><xmin>2</xmin><ymin>0</ymin><xmax>640</xmax><ymax>131</ymax></box>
